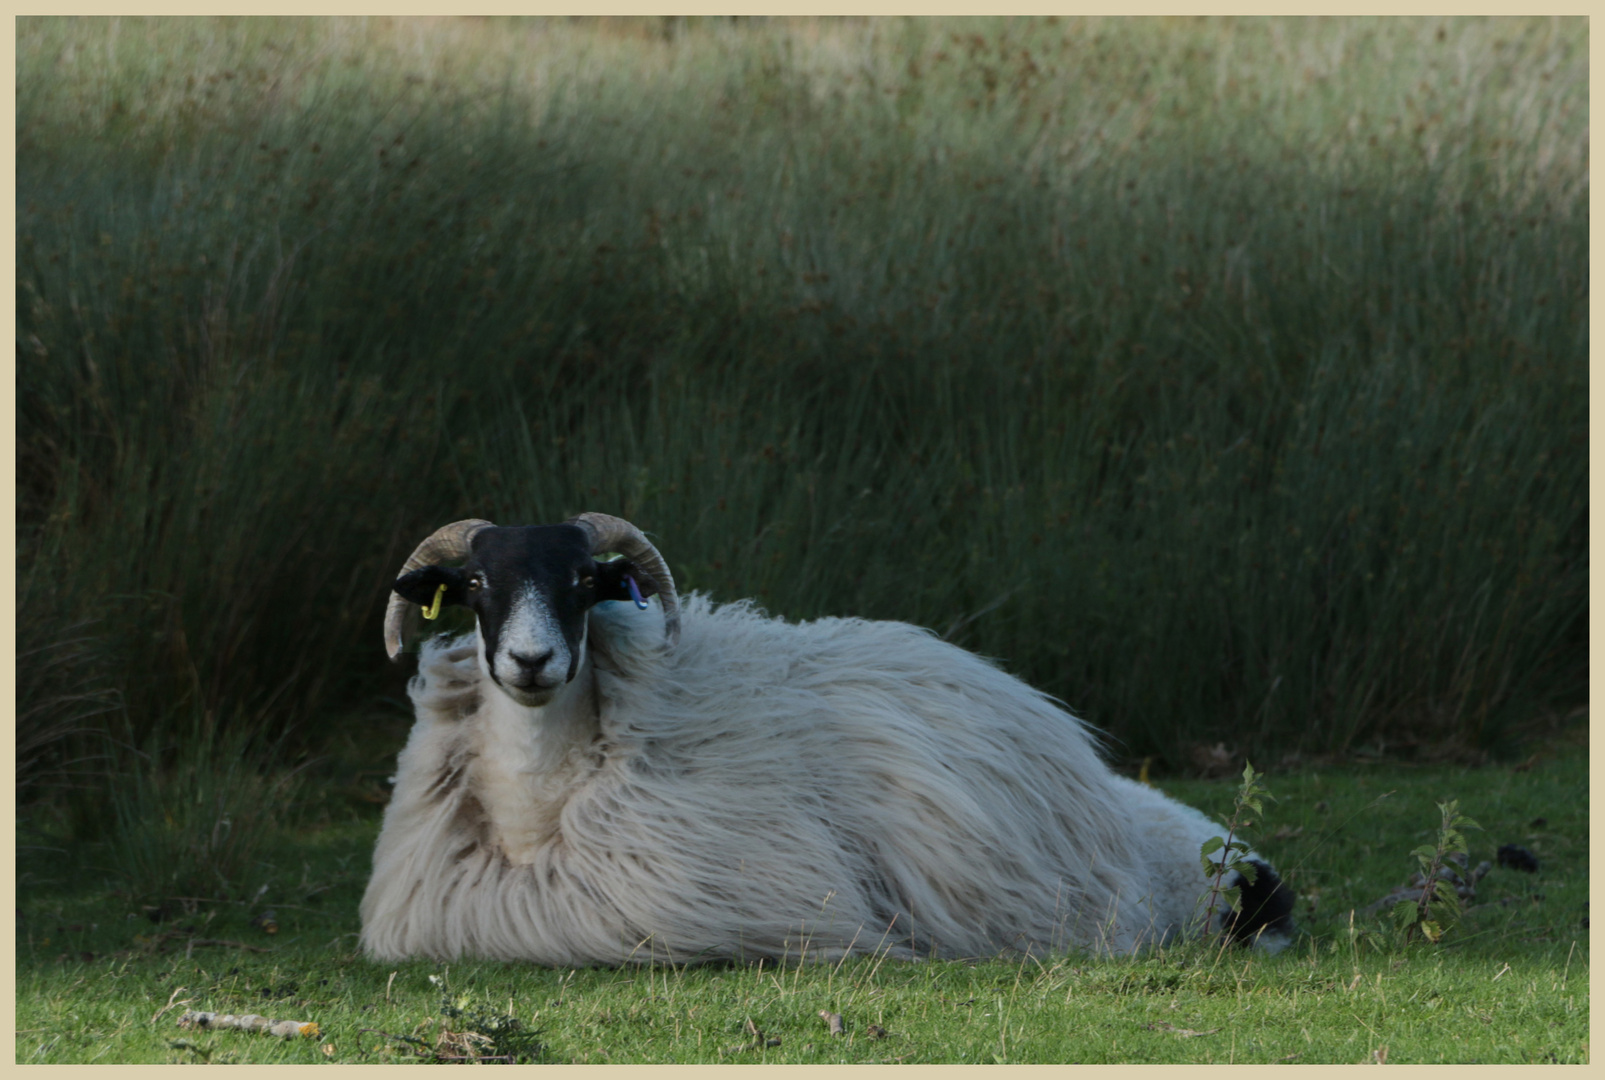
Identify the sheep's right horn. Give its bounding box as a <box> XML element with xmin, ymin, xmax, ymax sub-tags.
<box><xmin>383</xmin><ymin>519</ymin><xmax>495</xmax><ymax>661</ymax></box>
<box><xmin>569</xmin><ymin>512</ymin><xmax>680</xmax><ymax>646</ymax></box>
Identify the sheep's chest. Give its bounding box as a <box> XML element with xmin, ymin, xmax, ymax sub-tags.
<box><xmin>462</xmin><ymin>679</ymin><xmax>604</xmax><ymax>866</ymax></box>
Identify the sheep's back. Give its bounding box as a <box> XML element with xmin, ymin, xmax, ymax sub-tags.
<box><xmin>571</xmin><ymin>596</ymin><xmax>1157</xmax><ymax>958</ymax></box>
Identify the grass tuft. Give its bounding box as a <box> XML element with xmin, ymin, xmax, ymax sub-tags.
<box><xmin>99</xmin><ymin>714</ymin><xmax>307</xmax><ymax>914</ymax></box>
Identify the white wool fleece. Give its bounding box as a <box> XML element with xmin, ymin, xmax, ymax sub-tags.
<box><xmin>361</xmin><ymin>595</ymin><xmax>1257</xmax><ymax>965</ymax></box>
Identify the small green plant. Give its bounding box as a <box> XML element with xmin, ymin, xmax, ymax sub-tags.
<box><xmin>1388</xmin><ymin>799</ymin><xmax>1481</xmax><ymax>944</ymax></box>
<box><xmin>426</xmin><ymin>975</ymin><xmax>545</xmax><ymax>1064</ymax></box>
<box><xmin>1197</xmin><ymin>762</ymin><xmax>1275</xmax><ymax>937</ymax></box>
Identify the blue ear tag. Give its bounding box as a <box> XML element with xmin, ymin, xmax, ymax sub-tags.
<box><xmin>625</xmin><ymin>574</ymin><xmax>650</xmax><ymax>610</ymax></box>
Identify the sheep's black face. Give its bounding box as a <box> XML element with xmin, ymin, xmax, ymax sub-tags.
<box><xmin>393</xmin><ymin>524</ymin><xmax>657</xmax><ymax>707</ymax></box>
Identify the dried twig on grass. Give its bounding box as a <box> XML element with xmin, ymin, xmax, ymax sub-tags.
<box><xmin>358</xmin><ymin>1028</ymin><xmax>431</xmax><ymax>1057</ymax></box>
<box><xmin>150</xmin><ymin>986</ymin><xmax>195</xmax><ymax>1025</ymax></box>
<box><xmin>178</xmin><ymin>1011</ymin><xmax>320</xmax><ymax>1039</ymax></box>
<box><xmin>434</xmin><ymin>1027</ymin><xmax>496</xmax><ymax>1061</ymax></box>
<box><xmin>358</xmin><ymin>1027</ymin><xmax>522</xmax><ymax>1065</ymax></box>
<box><xmin>721</xmin><ymin>1018</ymin><xmax>782</xmax><ymax>1054</ymax></box>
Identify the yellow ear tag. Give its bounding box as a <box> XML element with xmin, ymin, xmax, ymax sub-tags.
<box><xmin>421</xmin><ymin>583</ymin><xmax>447</xmax><ymax>621</ymax></box>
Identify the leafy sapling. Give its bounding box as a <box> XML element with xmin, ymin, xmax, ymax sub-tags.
<box><xmin>1390</xmin><ymin>799</ymin><xmax>1480</xmax><ymax>944</ymax></box>
<box><xmin>1198</xmin><ymin>762</ymin><xmax>1275</xmax><ymax>938</ymax></box>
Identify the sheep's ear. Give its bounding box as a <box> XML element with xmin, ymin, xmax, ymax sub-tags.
<box><xmin>594</xmin><ymin>558</ymin><xmax>659</xmax><ymax>603</ymax></box>
<box><xmin>394</xmin><ymin>565</ymin><xmax>470</xmax><ymax>609</ymax></box>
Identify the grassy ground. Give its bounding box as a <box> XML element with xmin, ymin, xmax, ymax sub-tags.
<box><xmin>16</xmin><ymin>745</ymin><xmax>1588</xmax><ymax>1064</ymax></box>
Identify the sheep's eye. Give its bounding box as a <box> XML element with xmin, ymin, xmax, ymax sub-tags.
<box><xmin>467</xmin><ymin>577</ymin><xmax>482</xmax><ymax>592</ymax></box>
<box><xmin>581</xmin><ymin>575</ymin><xmax>595</xmax><ymax>589</ymax></box>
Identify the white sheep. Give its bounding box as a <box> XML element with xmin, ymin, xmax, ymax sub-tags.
<box><xmin>360</xmin><ymin>514</ymin><xmax>1293</xmax><ymax>965</ymax></box>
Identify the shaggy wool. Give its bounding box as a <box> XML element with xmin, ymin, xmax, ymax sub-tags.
<box><xmin>360</xmin><ymin>595</ymin><xmax>1260</xmax><ymax>965</ymax></box>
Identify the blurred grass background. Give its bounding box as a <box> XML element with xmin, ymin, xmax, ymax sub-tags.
<box><xmin>16</xmin><ymin>16</ymin><xmax>1587</xmax><ymax>878</ymax></box>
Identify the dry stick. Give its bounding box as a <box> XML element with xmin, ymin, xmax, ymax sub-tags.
<box><xmin>177</xmin><ymin>1011</ymin><xmax>320</xmax><ymax>1039</ymax></box>
<box><xmin>861</xmin><ymin>916</ymin><xmax>903</xmax><ymax>988</ymax></box>
<box><xmin>830</xmin><ymin>925</ymin><xmax>865</xmax><ymax>979</ymax></box>
<box><xmin>722</xmin><ymin>1018</ymin><xmax>781</xmax><ymax>1055</ymax></box>
<box><xmin>150</xmin><ymin>986</ymin><xmax>193</xmax><ymax>1025</ymax></box>
<box><xmin>358</xmin><ymin>1028</ymin><xmax>432</xmax><ymax>1059</ymax></box>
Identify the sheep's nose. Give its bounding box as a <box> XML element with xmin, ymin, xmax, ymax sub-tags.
<box><xmin>506</xmin><ymin>649</ymin><xmax>555</xmax><ymax>688</ymax></box>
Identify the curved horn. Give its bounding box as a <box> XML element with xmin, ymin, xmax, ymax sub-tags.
<box><xmin>569</xmin><ymin>512</ymin><xmax>680</xmax><ymax>646</ymax></box>
<box><xmin>383</xmin><ymin>519</ymin><xmax>495</xmax><ymax>660</ymax></box>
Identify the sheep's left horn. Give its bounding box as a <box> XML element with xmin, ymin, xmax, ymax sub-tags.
<box><xmin>383</xmin><ymin>518</ymin><xmax>495</xmax><ymax>660</ymax></box>
<box><xmin>569</xmin><ymin>512</ymin><xmax>680</xmax><ymax>646</ymax></box>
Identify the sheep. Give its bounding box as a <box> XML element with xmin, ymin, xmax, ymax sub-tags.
<box><xmin>360</xmin><ymin>513</ymin><xmax>1294</xmax><ymax>966</ymax></box>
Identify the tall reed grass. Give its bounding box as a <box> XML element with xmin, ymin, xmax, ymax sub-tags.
<box><xmin>17</xmin><ymin>17</ymin><xmax>1587</xmax><ymax>842</ymax></box>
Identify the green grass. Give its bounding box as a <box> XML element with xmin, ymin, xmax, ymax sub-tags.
<box><xmin>16</xmin><ymin>749</ymin><xmax>1588</xmax><ymax>1063</ymax></box>
<box><xmin>16</xmin><ymin>18</ymin><xmax>1587</xmax><ymax>821</ymax></box>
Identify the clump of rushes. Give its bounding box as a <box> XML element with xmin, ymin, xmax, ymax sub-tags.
<box><xmin>1390</xmin><ymin>800</ymin><xmax>1480</xmax><ymax>944</ymax></box>
<box><xmin>102</xmin><ymin>712</ymin><xmax>306</xmax><ymax>916</ymax></box>
<box><xmin>14</xmin><ymin>17</ymin><xmax>1588</xmax><ymax>845</ymax></box>
<box><xmin>1198</xmin><ymin>762</ymin><xmax>1274</xmax><ymax>938</ymax></box>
